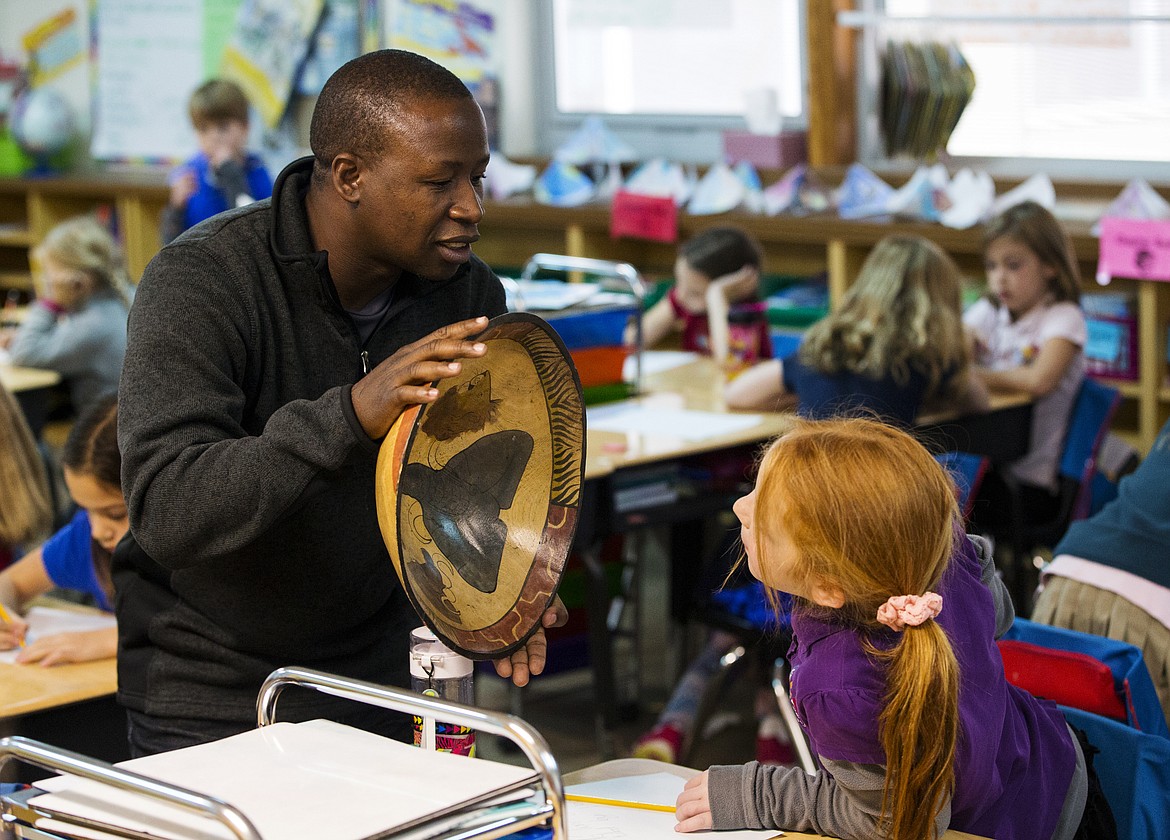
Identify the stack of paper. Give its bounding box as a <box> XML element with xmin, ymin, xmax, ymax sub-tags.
<box><xmin>26</xmin><ymin>720</ymin><xmax>539</xmax><ymax>840</ymax></box>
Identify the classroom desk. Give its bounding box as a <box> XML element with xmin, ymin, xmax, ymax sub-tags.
<box><xmin>563</xmin><ymin>758</ymin><xmax>989</xmax><ymax>839</ymax></box>
<box><xmin>0</xmin><ymin>601</ymin><xmax>124</xmax><ymax>782</ymax></box>
<box><xmin>1</xmin><ymin>362</ymin><xmax>62</xmax><ymax>439</ymax></box>
<box><xmin>916</xmin><ymin>389</ymin><xmax>1034</xmax><ymax>465</ymax></box>
<box><xmin>572</xmin><ymin>356</ymin><xmax>1031</xmax><ymax>756</ymax></box>
<box><xmin>574</xmin><ymin>356</ymin><xmax>794</xmax><ymax>756</ymax></box>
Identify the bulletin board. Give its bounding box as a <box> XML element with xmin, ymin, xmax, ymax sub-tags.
<box><xmin>89</xmin><ymin>0</ymin><xmax>317</xmax><ymax>163</ymax></box>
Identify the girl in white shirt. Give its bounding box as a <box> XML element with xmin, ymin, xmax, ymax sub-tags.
<box><xmin>964</xmin><ymin>200</ymin><xmax>1086</xmax><ymax>523</ymax></box>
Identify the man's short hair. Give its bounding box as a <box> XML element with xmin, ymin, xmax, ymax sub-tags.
<box><xmin>310</xmin><ymin>49</ymin><xmax>474</xmax><ymax>174</ymax></box>
<box><xmin>189</xmin><ymin>79</ymin><xmax>251</xmax><ymax>130</ymax></box>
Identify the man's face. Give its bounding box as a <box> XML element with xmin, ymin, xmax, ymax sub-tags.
<box><xmin>352</xmin><ymin>96</ymin><xmax>490</xmax><ymax>282</ymax></box>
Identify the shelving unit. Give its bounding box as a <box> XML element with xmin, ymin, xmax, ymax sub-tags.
<box><xmin>0</xmin><ymin>171</ymin><xmax>169</xmax><ymax>294</ymax></box>
<box><xmin>1</xmin><ymin>172</ymin><xmax>1166</xmax><ymax>453</ymax></box>
<box><xmin>478</xmin><ymin>197</ymin><xmax>1170</xmax><ymax>455</ymax></box>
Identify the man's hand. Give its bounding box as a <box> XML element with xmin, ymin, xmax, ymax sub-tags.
<box><xmin>674</xmin><ymin>770</ymin><xmax>714</xmax><ymax>832</ymax></box>
<box><xmin>351</xmin><ymin>317</ymin><xmax>490</xmax><ymax>440</ymax></box>
<box><xmin>492</xmin><ymin>596</ymin><xmax>568</xmax><ymax>687</ymax></box>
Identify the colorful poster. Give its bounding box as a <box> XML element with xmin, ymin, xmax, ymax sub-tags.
<box><xmin>221</xmin><ymin>0</ymin><xmax>325</xmax><ymax>128</ymax></box>
<box><xmin>23</xmin><ymin>8</ymin><xmax>85</xmax><ymax>88</ymax></box>
<box><xmin>91</xmin><ymin>0</ymin><xmax>203</xmax><ymax>162</ymax></box>
<box><xmin>384</xmin><ymin>0</ymin><xmax>496</xmax><ymax>82</ymax></box>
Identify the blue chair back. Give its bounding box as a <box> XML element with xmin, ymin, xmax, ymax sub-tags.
<box><xmin>1061</xmin><ymin>705</ymin><xmax>1170</xmax><ymax>840</ymax></box>
<box><xmin>933</xmin><ymin>450</ymin><xmax>989</xmax><ymax>519</ymax></box>
<box><xmin>1058</xmin><ymin>379</ymin><xmax>1121</xmax><ymax>521</ymax></box>
<box><xmin>1002</xmin><ymin>619</ymin><xmax>1169</xmax><ymax>739</ymax></box>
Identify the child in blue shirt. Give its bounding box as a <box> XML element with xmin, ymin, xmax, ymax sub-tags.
<box><xmin>0</xmin><ymin>394</ymin><xmax>122</xmax><ymax>665</ymax></box>
<box><xmin>675</xmin><ymin>417</ymin><xmax>1113</xmax><ymax>840</ymax></box>
<box><xmin>160</xmin><ymin>79</ymin><xmax>273</xmax><ymax>245</ymax></box>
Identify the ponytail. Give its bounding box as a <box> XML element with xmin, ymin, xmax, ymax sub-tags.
<box><xmin>874</xmin><ymin>619</ymin><xmax>959</xmax><ymax>839</ymax></box>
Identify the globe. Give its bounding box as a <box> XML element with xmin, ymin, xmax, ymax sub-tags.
<box><xmin>10</xmin><ymin>88</ymin><xmax>75</xmax><ymax>167</ymax></box>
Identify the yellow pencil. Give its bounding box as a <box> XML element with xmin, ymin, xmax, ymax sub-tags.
<box><xmin>564</xmin><ymin>793</ymin><xmax>676</xmax><ymax>813</ymax></box>
<box><xmin>0</xmin><ymin>602</ymin><xmax>25</xmax><ymax>647</ymax></box>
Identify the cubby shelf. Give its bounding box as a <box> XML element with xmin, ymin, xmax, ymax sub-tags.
<box><xmin>1</xmin><ymin>172</ymin><xmax>1166</xmax><ymax>452</ymax></box>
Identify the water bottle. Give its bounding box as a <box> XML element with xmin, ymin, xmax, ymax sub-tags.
<box><xmin>409</xmin><ymin>626</ymin><xmax>475</xmax><ymax>756</ymax></box>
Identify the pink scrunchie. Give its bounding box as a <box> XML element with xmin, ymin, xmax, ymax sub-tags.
<box><xmin>875</xmin><ymin>592</ymin><xmax>943</xmax><ymax>631</ymax></box>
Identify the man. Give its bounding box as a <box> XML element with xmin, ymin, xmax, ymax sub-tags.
<box><xmin>115</xmin><ymin>50</ymin><xmax>565</xmax><ymax>756</ymax></box>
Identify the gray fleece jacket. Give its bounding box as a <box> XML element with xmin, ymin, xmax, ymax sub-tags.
<box><xmin>114</xmin><ymin>157</ymin><xmax>506</xmax><ymax>728</ymax></box>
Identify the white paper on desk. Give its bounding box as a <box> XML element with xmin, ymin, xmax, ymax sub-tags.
<box><xmin>0</xmin><ymin>606</ymin><xmax>115</xmax><ymax>664</ymax></box>
<box><xmin>31</xmin><ymin>719</ymin><xmax>538</xmax><ymax>840</ymax></box>
<box><xmin>567</xmin><ymin>774</ymin><xmax>782</xmax><ymax>839</ymax></box>
<box><xmin>623</xmin><ymin>351</ymin><xmax>699</xmax><ymax>379</ymax></box>
<box><xmin>588</xmin><ymin>405</ymin><xmax>763</xmax><ymax>441</ymax></box>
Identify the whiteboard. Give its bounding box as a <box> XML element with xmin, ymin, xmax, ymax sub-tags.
<box><xmin>90</xmin><ymin>0</ymin><xmax>204</xmax><ymax>162</ymax></box>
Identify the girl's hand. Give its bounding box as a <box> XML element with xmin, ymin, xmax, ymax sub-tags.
<box><xmin>15</xmin><ymin>629</ymin><xmax>114</xmax><ymax>667</ymax></box>
<box><xmin>0</xmin><ymin>613</ymin><xmax>28</xmax><ymax>650</ymax></box>
<box><xmin>710</xmin><ymin>265</ymin><xmax>759</xmax><ymax>303</ymax></box>
<box><xmin>674</xmin><ymin>770</ymin><xmax>714</xmax><ymax>832</ymax></box>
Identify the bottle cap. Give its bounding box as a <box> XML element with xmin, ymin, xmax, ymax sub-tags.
<box><xmin>409</xmin><ymin>626</ymin><xmax>473</xmax><ymax>680</ymax></box>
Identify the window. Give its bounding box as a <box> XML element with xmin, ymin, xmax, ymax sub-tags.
<box><xmin>538</xmin><ymin>0</ymin><xmax>805</xmax><ymax>163</ymax></box>
<box><xmin>857</xmin><ymin>0</ymin><xmax>1170</xmax><ymax>177</ymax></box>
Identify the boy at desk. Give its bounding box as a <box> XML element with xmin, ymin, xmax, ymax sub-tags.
<box><xmin>0</xmin><ymin>394</ymin><xmax>120</xmax><ymax>665</ymax></box>
<box><xmin>115</xmin><ymin>50</ymin><xmax>565</xmax><ymax>757</ymax></box>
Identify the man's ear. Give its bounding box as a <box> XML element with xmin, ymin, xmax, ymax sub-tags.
<box><xmin>809</xmin><ymin>579</ymin><xmax>845</xmax><ymax>609</ymax></box>
<box><xmin>331</xmin><ymin>154</ymin><xmax>362</xmax><ymax>205</ymax></box>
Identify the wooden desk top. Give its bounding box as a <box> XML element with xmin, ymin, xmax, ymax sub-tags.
<box><xmin>585</xmin><ymin>356</ymin><xmax>793</xmax><ymax>479</ymax></box>
<box><xmin>564</xmin><ymin>759</ymin><xmax>987</xmax><ymax>839</ymax></box>
<box><xmin>0</xmin><ymin>599</ymin><xmax>116</xmax><ymax>720</ymax></box>
<box><xmin>0</xmin><ymin>656</ymin><xmax>117</xmax><ymax>719</ymax></box>
<box><xmin>0</xmin><ymin>362</ymin><xmax>61</xmax><ymax>394</ymax></box>
<box><xmin>584</xmin><ymin>354</ymin><xmax>1030</xmax><ymax>480</ymax></box>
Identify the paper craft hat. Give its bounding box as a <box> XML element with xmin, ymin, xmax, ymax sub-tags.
<box><xmin>375</xmin><ymin>313</ymin><xmax>586</xmax><ymax>660</ymax></box>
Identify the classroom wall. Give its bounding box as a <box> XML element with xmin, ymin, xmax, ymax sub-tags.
<box><xmin>0</xmin><ymin>0</ymin><xmax>541</xmax><ymax>170</ymax></box>
<box><xmin>0</xmin><ymin>1</ymin><xmax>92</xmax><ymax>140</ymax></box>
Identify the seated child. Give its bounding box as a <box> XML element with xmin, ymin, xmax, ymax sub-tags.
<box><xmin>1033</xmin><ymin>414</ymin><xmax>1170</xmax><ymax>724</ymax></box>
<box><xmin>633</xmin><ymin>226</ymin><xmax>771</xmax><ymax>371</ymax></box>
<box><xmin>0</xmin><ymin>394</ymin><xmax>122</xmax><ymax>665</ymax></box>
<box><xmin>0</xmin><ymin>216</ymin><xmax>131</xmax><ymax>415</ymax></box>
<box><xmin>726</xmin><ymin>235</ymin><xmax>987</xmax><ymax>425</ymax></box>
<box><xmin>674</xmin><ymin>417</ymin><xmax>1114</xmax><ymax>840</ymax></box>
<box><xmin>161</xmin><ymin>78</ymin><xmax>273</xmax><ymax>244</ymax></box>
<box><xmin>964</xmin><ymin>200</ymin><xmax>1086</xmax><ymax>523</ymax></box>
<box><xmin>0</xmin><ymin>386</ymin><xmax>53</xmax><ymax>570</ymax></box>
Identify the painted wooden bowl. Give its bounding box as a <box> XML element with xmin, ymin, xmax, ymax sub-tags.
<box><xmin>375</xmin><ymin>312</ymin><xmax>586</xmax><ymax>660</ymax></box>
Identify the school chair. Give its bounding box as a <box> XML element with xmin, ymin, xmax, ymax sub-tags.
<box><xmin>998</xmin><ymin>620</ymin><xmax>1170</xmax><ymax>840</ymax></box>
<box><xmin>932</xmin><ymin>450</ymin><xmax>989</xmax><ymax>521</ymax></box>
<box><xmin>998</xmin><ymin>618</ymin><xmax>1168</xmax><ymax>738</ymax></box>
<box><xmin>1003</xmin><ymin>378</ymin><xmax>1121</xmax><ymax>610</ymax></box>
<box><xmin>1059</xmin><ymin>706</ymin><xmax>1170</xmax><ymax>840</ymax></box>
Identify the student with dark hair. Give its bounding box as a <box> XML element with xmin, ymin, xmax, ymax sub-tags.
<box><xmin>633</xmin><ymin>226</ymin><xmax>771</xmax><ymax>372</ymax></box>
<box><xmin>116</xmin><ymin>49</ymin><xmax>566</xmax><ymax>757</ymax></box>
<box><xmin>0</xmin><ymin>394</ymin><xmax>121</xmax><ymax>665</ymax></box>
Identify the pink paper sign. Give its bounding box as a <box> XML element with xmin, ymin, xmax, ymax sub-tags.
<box><xmin>610</xmin><ymin>190</ymin><xmax>678</xmax><ymax>243</ymax></box>
<box><xmin>1097</xmin><ymin>217</ymin><xmax>1170</xmax><ymax>284</ymax></box>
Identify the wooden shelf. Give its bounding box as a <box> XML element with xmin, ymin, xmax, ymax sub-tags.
<box><xmin>0</xmin><ymin>172</ymin><xmax>1164</xmax><ymax>452</ymax></box>
<box><xmin>0</xmin><ymin>224</ymin><xmax>32</xmax><ymax>247</ymax></box>
<box><xmin>0</xmin><ymin>270</ymin><xmax>33</xmax><ymax>291</ymax></box>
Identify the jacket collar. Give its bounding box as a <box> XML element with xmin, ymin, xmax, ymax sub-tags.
<box><xmin>268</xmin><ymin>156</ymin><xmax>327</xmax><ymax>272</ymax></box>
